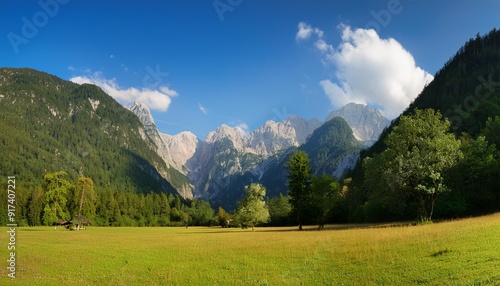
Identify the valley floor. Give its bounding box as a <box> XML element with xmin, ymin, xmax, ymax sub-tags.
<box><xmin>1</xmin><ymin>213</ymin><xmax>500</xmax><ymax>285</ymax></box>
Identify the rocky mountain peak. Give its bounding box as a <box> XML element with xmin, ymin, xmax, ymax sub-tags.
<box><xmin>201</xmin><ymin>116</ymin><xmax>322</xmax><ymax>157</ymax></box>
<box><xmin>128</xmin><ymin>99</ymin><xmax>390</xmax><ymax>206</ymax></box>
<box><xmin>325</xmin><ymin>103</ymin><xmax>390</xmax><ymax>142</ymax></box>
<box><xmin>176</xmin><ymin>131</ymin><xmax>199</xmax><ymax>142</ymax></box>
<box><xmin>129</xmin><ymin>101</ymin><xmax>155</xmax><ymax>127</ymax></box>
<box><xmin>161</xmin><ymin>131</ymin><xmax>200</xmax><ymax>173</ymax></box>
<box><xmin>205</xmin><ymin>124</ymin><xmax>246</xmax><ymax>149</ymax></box>
<box><xmin>283</xmin><ymin>115</ymin><xmax>322</xmax><ymax>144</ymax></box>
<box><xmin>246</xmin><ymin>119</ymin><xmax>298</xmax><ymax>155</ymax></box>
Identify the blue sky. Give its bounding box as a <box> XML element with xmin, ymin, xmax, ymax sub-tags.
<box><xmin>1</xmin><ymin>0</ymin><xmax>499</xmax><ymax>139</ymax></box>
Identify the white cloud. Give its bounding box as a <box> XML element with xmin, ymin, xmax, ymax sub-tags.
<box><xmin>233</xmin><ymin>122</ymin><xmax>249</xmax><ymax>137</ymax></box>
<box><xmin>298</xmin><ymin>23</ymin><xmax>434</xmax><ymax>118</ymax></box>
<box><xmin>319</xmin><ymin>79</ymin><xmax>365</xmax><ymax>107</ymax></box>
<box><xmin>314</xmin><ymin>39</ymin><xmax>332</xmax><ymax>53</ymax></box>
<box><xmin>296</xmin><ymin>22</ymin><xmax>323</xmax><ymax>41</ymax></box>
<box><xmin>70</xmin><ymin>72</ymin><xmax>177</xmax><ymax>112</ymax></box>
<box><xmin>198</xmin><ymin>103</ymin><xmax>208</xmax><ymax>115</ymax></box>
<box><xmin>67</xmin><ymin>66</ymin><xmax>75</xmax><ymax>71</ymax></box>
<box><xmin>160</xmin><ymin>86</ymin><xmax>179</xmax><ymax>97</ymax></box>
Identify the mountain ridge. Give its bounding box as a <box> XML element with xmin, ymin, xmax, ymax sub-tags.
<box><xmin>0</xmin><ymin>67</ymin><xmax>390</xmax><ymax>211</ymax></box>
<box><xmin>129</xmin><ymin>100</ymin><xmax>389</xmax><ymax>210</ymax></box>
<box><xmin>325</xmin><ymin>102</ymin><xmax>390</xmax><ymax>143</ymax></box>
<box><xmin>0</xmin><ymin>68</ymin><xmax>180</xmax><ymax>196</ymax></box>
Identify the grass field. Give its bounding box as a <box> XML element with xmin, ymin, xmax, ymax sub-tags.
<box><xmin>1</xmin><ymin>213</ymin><xmax>500</xmax><ymax>285</ymax></box>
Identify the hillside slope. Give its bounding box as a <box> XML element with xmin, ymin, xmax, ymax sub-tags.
<box><xmin>349</xmin><ymin>28</ymin><xmax>500</xmax><ymax>221</ymax></box>
<box><xmin>366</xmin><ymin>29</ymin><xmax>500</xmax><ymax>157</ymax></box>
<box><xmin>0</xmin><ymin>68</ymin><xmax>179</xmax><ymax>195</ymax></box>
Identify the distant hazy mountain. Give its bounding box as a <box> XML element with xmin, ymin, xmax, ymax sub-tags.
<box><xmin>126</xmin><ymin>98</ymin><xmax>389</xmax><ymax>210</ymax></box>
<box><xmin>325</xmin><ymin>102</ymin><xmax>390</xmax><ymax>143</ymax></box>
<box><xmin>1</xmin><ymin>68</ymin><xmax>388</xmax><ymax>210</ymax></box>
<box><xmin>161</xmin><ymin>131</ymin><xmax>200</xmax><ymax>174</ymax></box>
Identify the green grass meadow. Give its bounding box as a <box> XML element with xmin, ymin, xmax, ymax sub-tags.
<box><xmin>1</xmin><ymin>213</ymin><xmax>500</xmax><ymax>285</ymax></box>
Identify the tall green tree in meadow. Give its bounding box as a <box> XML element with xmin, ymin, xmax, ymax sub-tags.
<box><xmin>28</xmin><ymin>186</ymin><xmax>44</xmax><ymax>226</ymax></box>
<box><xmin>158</xmin><ymin>193</ymin><xmax>171</xmax><ymax>226</ymax></box>
<box><xmin>364</xmin><ymin>109</ymin><xmax>462</xmax><ymax>222</ymax></box>
<box><xmin>235</xmin><ymin>183</ymin><xmax>270</xmax><ymax>231</ymax></box>
<box><xmin>286</xmin><ymin>150</ymin><xmax>313</xmax><ymax>230</ymax></box>
<box><xmin>42</xmin><ymin>171</ymin><xmax>72</xmax><ymax>228</ymax></box>
<box><xmin>72</xmin><ymin>177</ymin><xmax>97</xmax><ymax>220</ymax></box>
<box><xmin>188</xmin><ymin>199</ymin><xmax>215</xmax><ymax>226</ymax></box>
<box><xmin>311</xmin><ymin>175</ymin><xmax>342</xmax><ymax>229</ymax></box>
<box><xmin>217</xmin><ymin>207</ymin><xmax>231</xmax><ymax>228</ymax></box>
<box><xmin>267</xmin><ymin>194</ymin><xmax>292</xmax><ymax>226</ymax></box>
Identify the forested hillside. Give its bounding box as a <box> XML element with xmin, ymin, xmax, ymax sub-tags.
<box><xmin>0</xmin><ymin>68</ymin><xmax>178</xmax><ymax>194</ymax></box>
<box><xmin>300</xmin><ymin>117</ymin><xmax>362</xmax><ymax>178</ymax></box>
<box><xmin>347</xmin><ymin>29</ymin><xmax>500</xmax><ymax>222</ymax></box>
<box><xmin>367</xmin><ymin>29</ymin><xmax>500</xmax><ymax>155</ymax></box>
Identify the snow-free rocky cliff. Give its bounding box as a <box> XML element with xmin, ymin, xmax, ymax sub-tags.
<box><xmin>130</xmin><ymin>102</ymin><xmax>389</xmax><ymax>208</ymax></box>
<box><xmin>128</xmin><ymin>101</ymin><xmax>196</xmax><ymax>199</ymax></box>
<box><xmin>203</xmin><ymin>116</ymin><xmax>322</xmax><ymax>156</ymax></box>
<box><xmin>326</xmin><ymin>103</ymin><xmax>390</xmax><ymax>143</ymax></box>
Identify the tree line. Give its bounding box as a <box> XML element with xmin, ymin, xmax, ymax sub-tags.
<box><xmin>0</xmin><ymin>171</ymin><xmax>213</xmax><ymax>227</ymax></box>
<box><xmin>277</xmin><ymin>108</ymin><xmax>500</xmax><ymax>227</ymax></box>
<box><xmin>0</xmin><ymin>171</ymin><xmax>293</xmax><ymax>228</ymax></box>
<box><xmin>346</xmin><ymin>110</ymin><xmax>500</xmax><ymax>223</ymax></box>
<box><xmin>1</xmin><ymin>109</ymin><xmax>499</xmax><ymax>229</ymax></box>
<box><xmin>0</xmin><ymin>167</ymin><xmax>345</xmax><ymax>230</ymax></box>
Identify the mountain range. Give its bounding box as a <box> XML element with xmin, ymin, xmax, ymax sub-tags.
<box><xmin>128</xmin><ymin>98</ymin><xmax>389</xmax><ymax>209</ymax></box>
<box><xmin>1</xmin><ymin>28</ymin><xmax>498</xmax><ymax>222</ymax></box>
<box><xmin>0</xmin><ymin>67</ymin><xmax>389</xmax><ymax>211</ymax></box>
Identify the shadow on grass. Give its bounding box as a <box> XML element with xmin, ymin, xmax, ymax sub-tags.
<box><xmin>14</xmin><ymin>227</ymin><xmax>48</xmax><ymax>231</ymax></box>
<box><xmin>183</xmin><ymin>222</ymin><xmax>413</xmax><ymax>234</ymax></box>
<box><xmin>430</xmin><ymin>249</ymin><xmax>453</xmax><ymax>257</ymax></box>
<box><xmin>181</xmin><ymin>223</ymin><xmax>407</xmax><ymax>234</ymax></box>
<box><xmin>258</xmin><ymin>222</ymin><xmax>412</xmax><ymax>233</ymax></box>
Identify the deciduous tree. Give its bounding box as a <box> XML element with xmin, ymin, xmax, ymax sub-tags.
<box><xmin>42</xmin><ymin>171</ymin><xmax>71</xmax><ymax>228</ymax></box>
<box><xmin>286</xmin><ymin>150</ymin><xmax>313</xmax><ymax>230</ymax></box>
<box><xmin>72</xmin><ymin>177</ymin><xmax>97</xmax><ymax>220</ymax></box>
<box><xmin>217</xmin><ymin>207</ymin><xmax>231</xmax><ymax>228</ymax></box>
<box><xmin>364</xmin><ymin>109</ymin><xmax>462</xmax><ymax>222</ymax></box>
<box><xmin>235</xmin><ymin>183</ymin><xmax>270</xmax><ymax>231</ymax></box>
<box><xmin>267</xmin><ymin>194</ymin><xmax>292</xmax><ymax>226</ymax></box>
<box><xmin>311</xmin><ymin>175</ymin><xmax>341</xmax><ymax>229</ymax></box>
